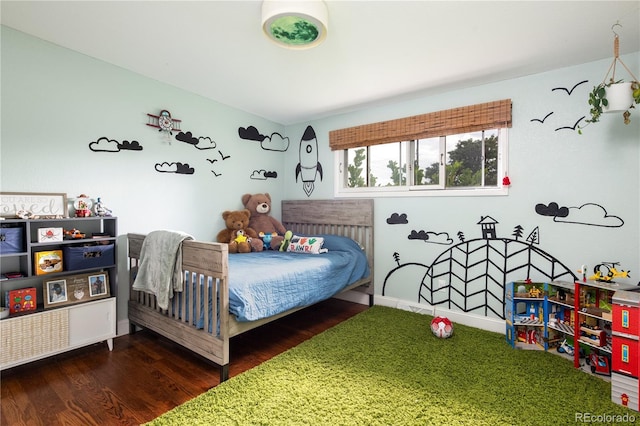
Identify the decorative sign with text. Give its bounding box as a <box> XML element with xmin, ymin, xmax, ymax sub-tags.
<box><xmin>0</xmin><ymin>192</ymin><xmax>68</xmax><ymax>218</ymax></box>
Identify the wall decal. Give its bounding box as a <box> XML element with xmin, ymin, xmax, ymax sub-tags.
<box><xmin>89</xmin><ymin>137</ymin><xmax>143</xmax><ymax>152</ymax></box>
<box><xmin>528</xmin><ymin>79</ymin><xmax>589</xmax><ymax>132</ymax></box>
<box><xmin>154</xmin><ymin>162</ymin><xmax>195</xmax><ymax>175</ymax></box>
<box><xmin>530</xmin><ymin>112</ymin><xmax>554</xmax><ymax>124</ymax></box>
<box><xmin>382</xmin><ymin>216</ymin><xmax>577</xmax><ymax>319</ymax></box>
<box><xmin>477</xmin><ymin>215</ymin><xmax>499</xmax><ymax>239</ymax></box>
<box><xmin>386</xmin><ymin>213</ymin><xmax>408</xmax><ymax>224</ymax></box>
<box><xmin>535</xmin><ymin>201</ymin><xmax>569</xmax><ymax>217</ymax></box>
<box><xmin>536</xmin><ymin>201</ymin><xmax>624</xmax><ymax>227</ymax></box>
<box><xmin>552</xmin><ymin>80</ymin><xmax>588</xmax><ymax>95</ymax></box>
<box><xmin>147</xmin><ymin>110</ymin><xmax>181</xmax><ymax>135</ymax></box>
<box><xmin>238</xmin><ymin>126</ymin><xmax>290</xmax><ymax>152</ymax></box>
<box><xmin>408</xmin><ymin>230</ymin><xmax>453</xmax><ymax>245</ymax></box>
<box><xmin>295</xmin><ymin>126</ymin><xmax>323</xmax><ymax>197</ymax></box>
<box><xmin>250</xmin><ymin>170</ymin><xmax>278</xmax><ymax>180</ymax></box>
<box><xmin>554</xmin><ymin>116</ymin><xmax>585</xmax><ymax>131</ymax></box>
<box><xmin>175</xmin><ymin>131</ymin><xmax>217</xmax><ymax>150</ymax></box>
<box><xmin>512</xmin><ymin>225</ymin><xmax>525</xmax><ymax>240</ymax></box>
<box><xmin>205</xmin><ymin>150</ymin><xmax>230</xmax><ymax>176</ymax></box>
<box><xmin>526</xmin><ymin>226</ymin><xmax>541</xmax><ymax>245</ymax></box>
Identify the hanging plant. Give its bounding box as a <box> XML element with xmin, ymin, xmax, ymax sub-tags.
<box><xmin>579</xmin><ymin>23</ymin><xmax>640</xmax><ymax>133</ymax></box>
<box><xmin>586</xmin><ymin>80</ymin><xmax>640</xmax><ymax>125</ymax></box>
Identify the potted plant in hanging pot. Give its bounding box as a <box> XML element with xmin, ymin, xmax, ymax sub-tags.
<box><xmin>585</xmin><ymin>79</ymin><xmax>640</xmax><ymax>126</ymax></box>
<box><xmin>578</xmin><ymin>24</ymin><xmax>640</xmax><ymax>133</ymax></box>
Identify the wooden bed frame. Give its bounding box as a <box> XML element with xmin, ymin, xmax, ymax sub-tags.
<box><xmin>127</xmin><ymin>199</ymin><xmax>374</xmax><ymax>382</ymax></box>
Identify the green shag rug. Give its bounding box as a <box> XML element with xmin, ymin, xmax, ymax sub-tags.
<box><xmin>148</xmin><ymin>306</ymin><xmax>636</xmax><ymax>425</ymax></box>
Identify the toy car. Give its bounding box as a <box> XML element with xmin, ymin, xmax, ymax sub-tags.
<box><xmin>586</xmin><ymin>352</ymin><xmax>611</xmax><ymax>376</ymax></box>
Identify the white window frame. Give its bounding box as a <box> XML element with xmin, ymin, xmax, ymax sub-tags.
<box><xmin>334</xmin><ymin>128</ymin><xmax>509</xmax><ymax>198</ymax></box>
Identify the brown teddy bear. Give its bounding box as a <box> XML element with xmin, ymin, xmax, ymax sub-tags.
<box><xmin>216</xmin><ymin>209</ymin><xmax>263</xmax><ymax>253</ymax></box>
<box><xmin>242</xmin><ymin>193</ymin><xmax>287</xmax><ymax>250</ymax></box>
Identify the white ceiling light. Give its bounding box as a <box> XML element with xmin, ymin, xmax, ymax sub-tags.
<box><xmin>262</xmin><ymin>0</ymin><xmax>328</xmax><ymax>49</ymax></box>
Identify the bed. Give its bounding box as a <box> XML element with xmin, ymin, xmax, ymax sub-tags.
<box><xmin>127</xmin><ymin>199</ymin><xmax>374</xmax><ymax>382</ymax></box>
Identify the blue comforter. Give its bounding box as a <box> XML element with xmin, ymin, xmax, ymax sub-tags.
<box><xmin>228</xmin><ymin>234</ymin><xmax>369</xmax><ymax>321</ymax></box>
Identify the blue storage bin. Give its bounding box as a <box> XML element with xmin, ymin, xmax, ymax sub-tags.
<box><xmin>63</xmin><ymin>243</ymin><xmax>114</xmax><ymax>271</ymax></box>
<box><xmin>0</xmin><ymin>226</ymin><xmax>24</xmax><ymax>254</ymax></box>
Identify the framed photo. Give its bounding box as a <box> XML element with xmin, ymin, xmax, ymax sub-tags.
<box><xmin>0</xmin><ymin>192</ymin><xmax>68</xmax><ymax>218</ymax></box>
<box><xmin>89</xmin><ymin>273</ymin><xmax>108</xmax><ymax>297</ymax></box>
<box><xmin>45</xmin><ymin>279</ymin><xmax>68</xmax><ymax>306</ymax></box>
<box><xmin>43</xmin><ymin>272</ymin><xmax>109</xmax><ymax>308</ymax></box>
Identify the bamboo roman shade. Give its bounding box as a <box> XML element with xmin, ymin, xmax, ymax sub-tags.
<box><xmin>329</xmin><ymin>99</ymin><xmax>512</xmax><ymax>151</ymax></box>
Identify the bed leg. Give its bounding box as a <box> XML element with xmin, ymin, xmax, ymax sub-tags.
<box><xmin>368</xmin><ymin>294</ymin><xmax>374</xmax><ymax>307</ymax></box>
<box><xmin>220</xmin><ymin>364</ymin><xmax>229</xmax><ymax>382</ymax></box>
<box><xmin>129</xmin><ymin>322</ymin><xmax>138</xmax><ymax>335</ymax></box>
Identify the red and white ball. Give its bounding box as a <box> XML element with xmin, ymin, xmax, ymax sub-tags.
<box><xmin>430</xmin><ymin>316</ymin><xmax>453</xmax><ymax>338</ymax></box>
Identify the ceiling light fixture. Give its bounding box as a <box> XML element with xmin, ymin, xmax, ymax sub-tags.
<box><xmin>262</xmin><ymin>0</ymin><xmax>328</xmax><ymax>49</ymax></box>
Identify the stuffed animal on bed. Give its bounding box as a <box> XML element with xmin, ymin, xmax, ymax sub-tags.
<box><xmin>216</xmin><ymin>209</ymin><xmax>263</xmax><ymax>253</ymax></box>
<box><xmin>242</xmin><ymin>193</ymin><xmax>288</xmax><ymax>250</ymax></box>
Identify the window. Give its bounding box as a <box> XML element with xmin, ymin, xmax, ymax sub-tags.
<box><xmin>331</xmin><ymin>99</ymin><xmax>511</xmax><ymax>197</ymax></box>
<box><xmin>338</xmin><ymin>128</ymin><xmax>507</xmax><ymax>195</ymax></box>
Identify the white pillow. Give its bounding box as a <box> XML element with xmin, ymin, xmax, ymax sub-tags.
<box><xmin>287</xmin><ymin>235</ymin><xmax>327</xmax><ymax>254</ymax></box>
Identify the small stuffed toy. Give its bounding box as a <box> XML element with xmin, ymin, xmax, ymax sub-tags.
<box><xmin>216</xmin><ymin>209</ymin><xmax>263</xmax><ymax>253</ymax></box>
<box><xmin>242</xmin><ymin>193</ymin><xmax>288</xmax><ymax>250</ymax></box>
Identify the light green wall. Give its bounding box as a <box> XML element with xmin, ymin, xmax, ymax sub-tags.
<box><xmin>2</xmin><ymin>25</ymin><xmax>639</xmax><ymax>327</ymax></box>
<box><xmin>284</xmin><ymin>53</ymin><xmax>640</xmax><ymax>313</ymax></box>
<box><xmin>1</xmin><ymin>26</ymin><xmax>286</xmax><ymax>325</ymax></box>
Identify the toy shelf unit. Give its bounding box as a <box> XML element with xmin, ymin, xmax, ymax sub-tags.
<box><xmin>610</xmin><ymin>290</ymin><xmax>640</xmax><ymax>411</ymax></box>
<box><xmin>507</xmin><ymin>280</ymin><xmax>638</xmax><ymax>372</ymax></box>
<box><xmin>545</xmin><ymin>280</ymin><xmax>577</xmax><ymax>360</ymax></box>
<box><xmin>505</xmin><ymin>281</ymin><xmax>548</xmax><ymax>350</ymax></box>
<box><xmin>569</xmin><ymin>279</ymin><xmax>636</xmax><ymax>372</ymax></box>
<box><xmin>0</xmin><ymin>216</ymin><xmax>117</xmax><ymax>370</ymax></box>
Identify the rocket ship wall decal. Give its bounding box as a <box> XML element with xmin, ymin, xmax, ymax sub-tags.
<box><xmin>295</xmin><ymin>125</ymin><xmax>323</xmax><ymax>197</ymax></box>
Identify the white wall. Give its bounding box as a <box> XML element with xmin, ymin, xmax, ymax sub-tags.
<box><xmin>284</xmin><ymin>52</ymin><xmax>640</xmax><ymax>320</ymax></box>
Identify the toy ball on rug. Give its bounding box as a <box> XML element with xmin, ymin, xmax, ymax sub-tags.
<box><xmin>430</xmin><ymin>316</ymin><xmax>453</xmax><ymax>339</ymax></box>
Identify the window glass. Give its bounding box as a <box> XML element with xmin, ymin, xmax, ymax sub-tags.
<box><xmin>338</xmin><ymin>128</ymin><xmax>507</xmax><ymax>197</ymax></box>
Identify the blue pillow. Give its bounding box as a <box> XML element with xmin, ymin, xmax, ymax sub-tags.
<box><xmin>316</xmin><ymin>234</ymin><xmax>364</xmax><ymax>252</ymax></box>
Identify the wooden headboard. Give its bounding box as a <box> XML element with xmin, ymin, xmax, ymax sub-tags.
<box><xmin>282</xmin><ymin>199</ymin><xmax>374</xmax><ymax>289</ymax></box>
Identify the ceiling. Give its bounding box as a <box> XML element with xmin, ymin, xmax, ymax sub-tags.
<box><xmin>2</xmin><ymin>1</ymin><xmax>639</xmax><ymax>125</ymax></box>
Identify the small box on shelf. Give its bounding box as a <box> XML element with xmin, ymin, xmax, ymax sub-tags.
<box><xmin>34</xmin><ymin>250</ymin><xmax>63</xmax><ymax>275</ymax></box>
<box><xmin>0</xmin><ymin>225</ymin><xmax>23</xmax><ymax>254</ymax></box>
<box><xmin>37</xmin><ymin>227</ymin><xmax>63</xmax><ymax>243</ymax></box>
<box><xmin>5</xmin><ymin>287</ymin><xmax>37</xmax><ymax>314</ymax></box>
<box><xmin>63</xmin><ymin>244</ymin><xmax>114</xmax><ymax>271</ymax></box>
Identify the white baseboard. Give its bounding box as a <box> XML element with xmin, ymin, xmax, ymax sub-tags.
<box><xmin>374</xmin><ymin>295</ymin><xmax>504</xmax><ymax>334</ymax></box>
<box><xmin>117</xmin><ymin>319</ymin><xmax>130</xmax><ymax>336</ymax></box>
<box><xmin>333</xmin><ymin>290</ymin><xmax>370</xmax><ymax>305</ymax></box>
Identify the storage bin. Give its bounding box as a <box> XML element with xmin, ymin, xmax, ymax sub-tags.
<box><xmin>0</xmin><ymin>226</ymin><xmax>24</xmax><ymax>254</ymax></box>
<box><xmin>63</xmin><ymin>244</ymin><xmax>114</xmax><ymax>271</ymax></box>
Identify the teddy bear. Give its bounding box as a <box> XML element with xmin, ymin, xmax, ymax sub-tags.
<box><xmin>242</xmin><ymin>193</ymin><xmax>288</xmax><ymax>250</ymax></box>
<box><xmin>216</xmin><ymin>209</ymin><xmax>263</xmax><ymax>253</ymax></box>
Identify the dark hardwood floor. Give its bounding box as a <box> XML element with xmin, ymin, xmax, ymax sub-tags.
<box><xmin>1</xmin><ymin>298</ymin><xmax>368</xmax><ymax>426</ymax></box>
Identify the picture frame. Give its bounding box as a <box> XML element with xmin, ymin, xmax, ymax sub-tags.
<box><xmin>89</xmin><ymin>273</ymin><xmax>108</xmax><ymax>298</ymax></box>
<box><xmin>0</xmin><ymin>192</ymin><xmax>68</xmax><ymax>218</ymax></box>
<box><xmin>45</xmin><ymin>279</ymin><xmax>68</xmax><ymax>306</ymax></box>
<box><xmin>43</xmin><ymin>272</ymin><xmax>110</xmax><ymax>309</ymax></box>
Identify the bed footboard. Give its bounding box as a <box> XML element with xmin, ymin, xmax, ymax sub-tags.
<box><xmin>128</xmin><ymin>233</ymin><xmax>231</xmax><ymax>381</ymax></box>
